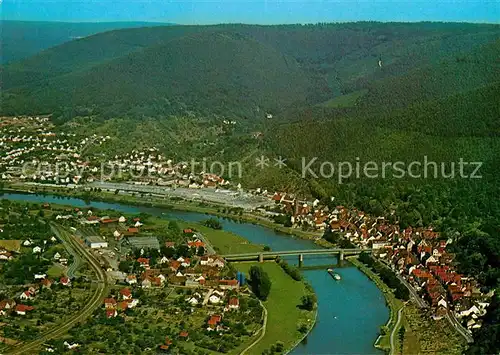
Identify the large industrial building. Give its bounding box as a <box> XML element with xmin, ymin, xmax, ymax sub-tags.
<box><xmin>85</xmin><ymin>236</ymin><xmax>108</xmax><ymax>249</ymax></box>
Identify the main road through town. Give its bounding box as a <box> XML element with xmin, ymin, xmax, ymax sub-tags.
<box><xmin>380</xmin><ymin>259</ymin><xmax>473</xmax><ymax>344</ymax></box>
<box><xmin>7</xmin><ymin>224</ymin><xmax>109</xmax><ymax>354</ymax></box>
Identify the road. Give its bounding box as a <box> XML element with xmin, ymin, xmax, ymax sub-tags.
<box><xmin>445</xmin><ymin>310</ymin><xmax>474</xmax><ymax>344</ymax></box>
<box><xmin>240</xmin><ymin>299</ymin><xmax>268</xmax><ymax>355</ymax></box>
<box><xmin>379</xmin><ymin>259</ymin><xmax>427</xmax><ymax>309</ymax></box>
<box><xmin>390</xmin><ymin>307</ymin><xmax>404</xmax><ymax>355</ymax></box>
<box><xmin>7</xmin><ymin>224</ymin><xmax>108</xmax><ymax>354</ymax></box>
<box><xmin>52</xmin><ymin>225</ymin><xmax>82</xmax><ymax>279</ymax></box>
<box><xmin>396</xmin><ymin>274</ymin><xmax>427</xmax><ymax>309</ymax></box>
<box><xmin>196</xmin><ymin>232</ymin><xmax>216</xmax><ymax>255</ymax></box>
<box><xmin>379</xmin><ymin>260</ymin><xmax>473</xmax><ymax>344</ymax></box>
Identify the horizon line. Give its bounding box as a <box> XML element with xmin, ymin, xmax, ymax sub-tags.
<box><xmin>1</xmin><ymin>19</ymin><xmax>499</xmax><ymax>25</ymax></box>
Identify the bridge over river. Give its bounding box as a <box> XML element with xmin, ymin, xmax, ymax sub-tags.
<box><xmin>222</xmin><ymin>248</ymin><xmax>372</xmax><ymax>267</ymax></box>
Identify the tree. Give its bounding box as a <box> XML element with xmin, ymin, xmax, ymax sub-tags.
<box><xmin>197</xmin><ymin>246</ymin><xmax>205</xmax><ymax>256</ymax></box>
<box><xmin>274</xmin><ymin>341</ymin><xmax>284</xmax><ymax>353</ymax></box>
<box><xmin>203</xmin><ymin>218</ymin><xmax>222</xmax><ymax>230</ymax></box>
<box><xmin>299</xmin><ymin>294</ymin><xmax>316</xmax><ymax>311</ymax></box>
<box><xmin>176</xmin><ymin>244</ymin><xmax>192</xmax><ymax>258</ymax></box>
<box><xmin>160</xmin><ymin>245</ymin><xmax>175</xmax><ymax>258</ymax></box>
<box><xmin>118</xmin><ymin>260</ymin><xmax>132</xmax><ymax>273</ymax></box>
<box><xmin>248</xmin><ymin>266</ymin><xmax>271</xmax><ymax>301</ymax></box>
<box><xmin>398</xmin><ymin>326</ymin><xmax>405</xmax><ymax>351</ymax></box>
<box><xmin>323</xmin><ymin>228</ymin><xmax>341</xmax><ymax>244</ymax></box>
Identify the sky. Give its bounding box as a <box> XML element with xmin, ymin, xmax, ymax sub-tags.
<box><xmin>1</xmin><ymin>0</ymin><xmax>499</xmax><ymax>24</ymax></box>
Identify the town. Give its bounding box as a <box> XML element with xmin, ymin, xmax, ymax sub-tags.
<box><xmin>0</xmin><ymin>115</ymin><xmax>495</xmax><ymax>354</ymax></box>
<box><xmin>0</xmin><ymin>201</ymin><xmax>266</xmax><ymax>353</ymax></box>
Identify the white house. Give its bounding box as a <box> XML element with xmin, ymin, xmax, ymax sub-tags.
<box><xmin>19</xmin><ymin>291</ymin><xmax>34</xmax><ymax>300</ymax></box>
<box><xmin>63</xmin><ymin>342</ymin><xmax>80</xmax><ymax>350</ymax></box>
<box><xmin>158</xmin><ymin>256</ymin><xmax>169</xmax><ymax>264</ymax></box>
<box><xmin>128</xmin><ymin>299</ymin><xmax>139</xmax><ymax>308</ymax></box>
<box><xmin>141</xmin><ymin>278</ymin><xmax>152</xmax><ymax>288</ymax></box>
<box><xmin>32</xmin><ymin>246</ymin><xmax>42</xmax><ymax>253</ymax></box>
<box><xmin>126</xmin><ymin>275</ymin><xmax>137</xmax><ymax>285</ymax></box>
<box><xmin>209</xmin><ymin>295</ymin><xmax>221</xmax><ymax>304</ymax></box>
<box><xmin>437</xmin><ymin>298</ymin><xmax>447</xmax><ymax>309</ymax></box>
<box><xmin>460</xmin><ymin>305</ymin><xmax>481</xmax><ymax>318</ymax></box>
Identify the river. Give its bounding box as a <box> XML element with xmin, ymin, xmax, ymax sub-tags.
<box><xmin>1</xmin><ymin>192</ymin><xmax>388</xmax><ymax>354</ymax></box>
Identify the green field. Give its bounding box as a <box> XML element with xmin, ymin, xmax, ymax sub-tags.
<box><xmin>179</xmin><ymin>222</ymin><xmax>265</xmax><ymax>255</ymax></box>
<box><xmin>0</xmin><ymin>240</ymin><xmax>21</xmax><ymax>252</ymax></box>
<box><xmin>235</xmin><ymin>262</ymin><xmax>313</xmax><ymax>354</ymax></box>
<box><xmin>319</xmin><ymin>89</ymin><xmax>367</xmax><ymax>108</ymax></box>
<box><xmin>47</xmin><ymin>263</ymin><xmax>65</xmax><ymax>278</ymax></box>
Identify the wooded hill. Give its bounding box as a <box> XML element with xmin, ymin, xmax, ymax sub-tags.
<box><xmin>0</xmin><ymin>20</ymin><xmax>171</xmax><ymax>64</ymax></box>
<box><xmin>2</xmin><ymin>22</ymin><xmax>499</xmax><ymax>120</ymax></box>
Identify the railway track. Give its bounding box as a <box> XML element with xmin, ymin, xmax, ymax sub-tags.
<box><xmin>7</xmin><ymin>224</ymin><xmax>108</xmax><ymax>354</ymax></box>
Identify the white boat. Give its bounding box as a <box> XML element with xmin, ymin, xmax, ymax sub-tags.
<box><xmin>327</xmin><ymin>268</ymin><xmax>341</xmax><ymax>280</ymax></box>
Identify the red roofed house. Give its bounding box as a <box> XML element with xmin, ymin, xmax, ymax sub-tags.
<box><xmin>272</xmin><ymin>193</ymin><xmax>282</xmax><ymax>202</ymax></box>
<box><xmin>0</xmin><ymin>300</ymin><xmax>16</xmax><ymax>316</ymax></box>
<box><xmin>137</xmin><ymin>258</ymin><xmax>150</xmax><ymax>269</ymax></box>
<box><xmin>159</xmin><ymin>337</ymin><xmax>173</xmax><ymax>351</ymax></box>
<box><xmin>104</xmin><ymin>298</ymin><xmax>117</xmax><ymax>309</ymax></box>
<box><xmin>228</xmin><ymin>297</ymin><xmax>240</xmax><ymax>310</ymax></box>
<box><xmin>207</xmin><ymin>315</ymin><xmax>221</xmax><ymax>328</ymax></box>
<box><xmin>60</xmin><ymin>276</ymin><xmax>71</xmax><ymax>286</ymax></box>
<box><xmin>118</xmin><ymin>301</ymin><xmax>129</xmax><ymax>312</ymax></box>
<box><xmin>20</xmin><ymin>290</ymin><xmax>34</xmax><ymax>300</ymax></box>
<box><xmin>106</xmin><ymin>309</ymin><xmax>118</xmax><ymax>318</ymax></box>
<box><xmin>101</xmin><ymin>218</ymin><xmax>118</xmax><ymax>224</ymax></box>
<box><xmin>219</xmin><ymin>279</ymin><xmax>239</xmax><ymax>290</ymax></box>
<box><xmin>187</xmin><ymin>240</ymin><xmax>205</xmax><ymax>249</ymax></box>
<box><xmin>120</xmin><ymin>288</ymin><xmax>132</xmax><ymax>300</ymax></box>
<box><xmin>169</xmin><ymin>260</ymin><xmax>181</xmax><ymax>272</ymax></box>
<box><xmin>179</xmin><ymin>331</ymin><xmax>189</xmax><ymax>339</ymax></box>
<box><xmin>41</xmin><ymin>278</ymin><xmax>53</xmax><ymax>289</ymax></box>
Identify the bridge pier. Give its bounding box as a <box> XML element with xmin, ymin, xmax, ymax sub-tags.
<box><xmin>258</xmin><ymin>253</ymin><xmax>264</xmax><ymax>263</ymax></box>
<box><xmin>338</xmin><ymin>250</ymin><xmax>344</xmax><ymax>266</ymax></box>
<box><xmin>298</xmin><ymin>254</ymin><xmax>304</xmax><ymax>268</ymax></box>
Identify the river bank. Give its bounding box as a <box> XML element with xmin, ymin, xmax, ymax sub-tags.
<box><xmin>347</xmin><ymin>256</ymin><xmax>403</xmax><ymax>354</ymax></box>
<box><xmin>2</xmin><ymin>184</ymin><xmax>330</xmax><ymax>247</ymax></box>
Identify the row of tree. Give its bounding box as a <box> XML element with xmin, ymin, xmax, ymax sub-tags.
<box><xmin>359</xmin><ymin>252</ymin><xmax>409</xmax><ymax>301</ymax></box>
<box><xmin>248</xmin><ymin>266</ymin><xmax>272</xmax><ymax>301</ymax></box>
